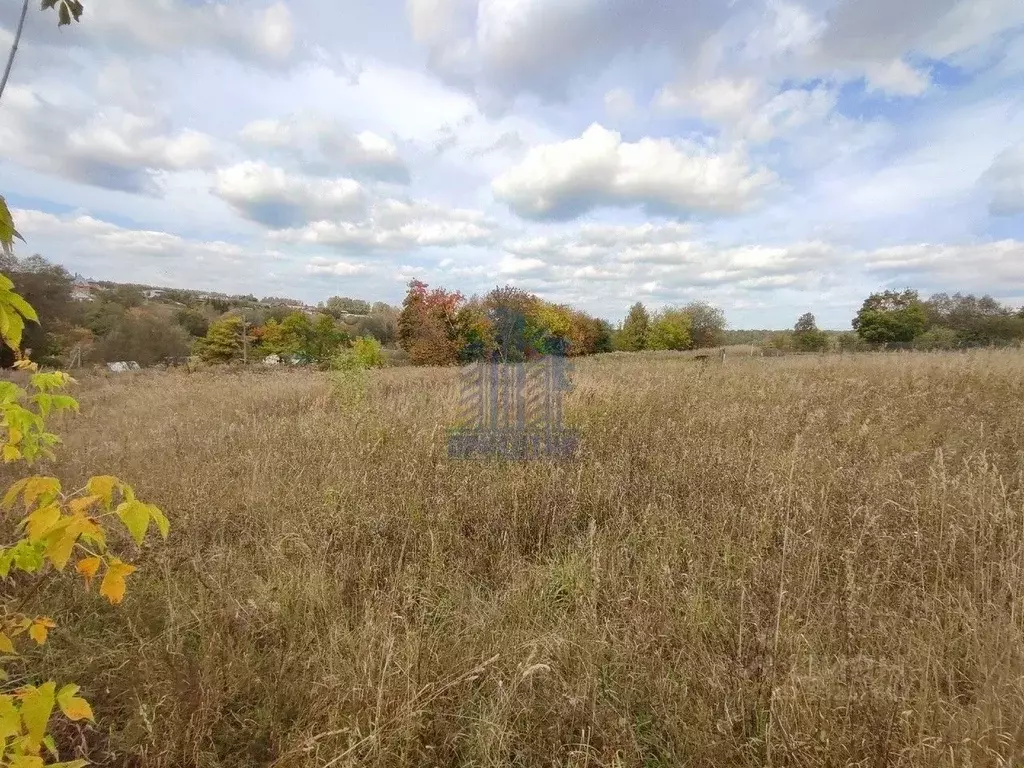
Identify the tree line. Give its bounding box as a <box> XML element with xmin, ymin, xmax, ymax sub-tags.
<box><xmin>766</xmin><ymin>290</ymin><xmax>1024</xmax><ymax>353</ymax></box>
<box><xmin>0</xmin><ymin>253</ymin><xmax>398</xmax><ymax>368</ymax></box>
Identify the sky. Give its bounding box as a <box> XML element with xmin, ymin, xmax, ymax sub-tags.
<box><xmin>1</xmin><ymin>0</ymin><xmax>1023</xmax><ymax>329</ymax></box>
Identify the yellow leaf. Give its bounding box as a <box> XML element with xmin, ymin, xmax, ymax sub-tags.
<box><xmin>2</xmin><ymin>478</ymin><xmax>28</xmax><ymax>510</ymax></box>
<box><xmin>44</xmin><ymin>527</ymin><xmax>78</xmax><ymax>571</ymax></box>
<box><xmin>85</xmin><ymin>475</ymin><xmax>118</xmax><ymax>507</ymax></box>
<box><xmin>115</xmin><ymin>500</ymin><xmax>150</xmax><ymax>545</ymax></box>
<box><xmin>28</xmin><ymin>619</ymin><xmax>54</xmax><ymax>646</ymax></box>
<box><xmin>0</xmin><ymin>694</ymin><xmax>20</xmax><ymax>742</ymax></box>
<box><xmin>0</xmin><ymin>632</ymin><xmax>15</xmax><ymax>654</ymax></box>
<box><xmin>68</xmin><ymin>495</ymin><xmax>100</xmax><ymax>515</ymax></box>
<box><xmin>9</xmin><ymin>755</ymin><xmax>44</xmax><ymax>768</ymax></box>
<box><xmin>24</xmin><ymin>504</ymin><xmax>61</xmax><ymax>542</ymax></box>
<box><xmin>149</xmin><ymin>504</ymin><xmax>170</xmax><ymax>539</ymax></box>
<box><xmin>22</xmin><ymin>477</ymin><xmax>61</xmax><ymax>509</ymax></box>
<box><xmin>99</xmin><ymin>558</ymin><xmax>135</xmax><ymax>605</ymax></box>
<box><xmin>17</xmin><ymin>681</ymin><xmax>55</xmax><ymax>751</ymax></box>
<box><xmin>8</xmin><ymin>427</ymin><xmax>22</xmax><ymax>445</ymax></box>
<box><xmin>3</xmin><ymin>444</ymin><xmax>22</xmax><ymax>463</ymax></box>
<box><xmin>56</xmin><ymin>684</ymin><xmax>93</xmax><ymax>722</ymax></box>
<box><xmin>75</xmin><ymin>557</ymin><xmax>101</xmax><ymax>589</ymax></box>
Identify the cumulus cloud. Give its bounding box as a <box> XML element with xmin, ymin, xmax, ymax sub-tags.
<box><xmin>982</xmin><ymin>143</ymin><xmax>1024</xmax><ymax>215</ymax></box>
<box><xmin>0</xmin><ymin>85</ymin><xmax>217</xmax><ymax>194</ymax></box>
<box><xmin>213</xmin><ymin>162</ymin><xmax>367</xmax><ymax>227</ymax></box>
<box><xmin>240</xmin><ymin>114</ymin><xmax>411</xmax><ymax>183</ymax></box>
<box><xmin>270</xmin><ymin>197</ymin><xmax>500</xmax><ymax>252</ymax></box>
<box><xmin>491</xmin><ymin>124</ymin><xmax>776</xmax><ymax>220</ymax></box>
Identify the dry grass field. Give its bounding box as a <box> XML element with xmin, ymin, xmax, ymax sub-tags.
<box><xmin>9</xmin><ymin>350</ymin><xmax>1024</xmax><ymax>767</ymax></box>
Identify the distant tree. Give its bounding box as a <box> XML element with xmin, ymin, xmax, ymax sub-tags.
<box><xmin>913</xmin><ymin>326</ymin><xmax>959</xmax><ymax>351</ymax></box>
<box><xmin>793</xmin><ymin>312</ymin><xmax>829</xmax><ymax>351</ymax></box>
<box><xmin>93</xmin><ymin>307</ymin><xmax>191</xmax><ymax>366</ymax></box>
<box><xmin>681</xmin><ymin>301</ymin><xmax>726</xmax><ymax>348</ymax></box>
<box><xmin>321</xmin><ymin>296</ymin><xmax>371</xmax><ymax>317</ymax></box>
<box><xmin>647</xmin><ymin>308</ymin><xmax>693</xmax><ymax>351</ymax></box>
<box><xmin>398</xmin><ymin>280</ymin><xmax>464</xmax><ymax>366</ymax></box>
<box><xmin>197</xmin><ymin>315</ymin><xmax>243</xmax><ymax>362</ymax></box>
<box><xmin>84</xmin><ymin>300</ymin><xmax>127</xmax><ymax>337</ymax></box>
<box><xmin>618</xmin><ymin>302</ymin><xmax>649</xmax><ymax>351</ymax></box>
<box><xmin>0</xmin><ymin>253</ymin><xmax>74</xmax><ymax>366</ymax></box>
<box><xmin>305</xmin><ymin>314</ymin><xmax>350</xmax><ymax>363</ymax></box>
<box><xmin>100</xmin><ymin>284</ymin><xmax>146</xmax><ymax>309</ymax></box>
<box><xmin>924</xmin><ymin>292</ymin><xmax>1024</xmax><ymax>346</ymax></box>
<box><xmin>175</xmin><ymin>307</ymin><xmax>209</xmax><ymax>338</ymax></box>
<box><xmin>853</xmin><ymin>289</ymin><xmax>928</xmax><ymax>344</ymax></box>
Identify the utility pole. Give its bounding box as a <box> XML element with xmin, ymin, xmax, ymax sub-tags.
<box><xmin>241</xmin><ymin>319</ymin><xmax>248</xmax><ymax>364</ymax></box>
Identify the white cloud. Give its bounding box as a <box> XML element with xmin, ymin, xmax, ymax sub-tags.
<box><xmin>0</xmin><ymin>85</ymin><xmax>217</xmax><ymax>194</ymax></box>
<box><xmin>270</xmin><ymin>197</ymin><xmax>500</xmax><ymax>252</ymax></box>
<box><xmin>863</xmin><ymin>59</ymin><xmax>932</xmax><ymax>97</ymax></box>
<box><xmin>5</xmin><ymin>0</ymin><xmax>298</xmax><ymax>66</ymax></box>
<box><xmin>213</xmin><ymin>162</ymin><xmax>367</xmax><ymax>227</ymax></box>
<box><xmin>306</xmin><ymin>257</ymin><xmax>372</xmax><ymax>276</ymax></box>
<box><xmin>983</xmin><ymin>142</ymin><xmax>1024</xmax><ymax>215</ymax></box>
<box><xmin>492</xmin><ymin>123</ymin><xmax>776</xmax><ymax>219</ymax></box>
<box><xmin>240</xmin><ymin>114</ymin><xmax>410</xmax><ymax>182</ymax></box>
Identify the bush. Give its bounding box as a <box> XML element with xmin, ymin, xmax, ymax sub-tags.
<box><xmin>332</xmin><ymin>336</ymin><xmax>385</xmax><ymax>371</ymax></box>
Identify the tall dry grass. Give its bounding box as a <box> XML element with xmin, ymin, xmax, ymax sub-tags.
<box><xmin>6</xmin><ymin>350</ymin><xmax>1024</xmax><ymax>767</ymax></box>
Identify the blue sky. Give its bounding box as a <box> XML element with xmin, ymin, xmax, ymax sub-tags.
<box><xmin>1</xmin><ymin>0</ymin><xmax>1023</xmax><ymax>329</ymax></box>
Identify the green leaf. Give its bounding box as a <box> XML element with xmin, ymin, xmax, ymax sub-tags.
<box><xmin>4</xmin><ymin>292</ymin><xmax>37</xmax><ymax>323</ymax></box>
<box><xmin>42</xmin><ymin>733</ymin><xmax>59</xmax><ymax>760</ymax></box>
<box><xmin>0</xmin><ymin>197</ymin><xmax>25</xmax><ymax>258</ymax></box>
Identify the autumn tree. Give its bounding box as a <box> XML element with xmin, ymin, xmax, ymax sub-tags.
<box><xmin>196</xmin><ymin>315</ymin><xmax>243</xmax><ymax>362</ymax></box>
<box><xmin>681</xmin><ymin>300</ymin><xmax>726</xmax><ymax>348</ymax></box>
<box><xmin>398</xmin><ymin>280</ymin><xmax>464</xmax><ymax>366</ymax></box>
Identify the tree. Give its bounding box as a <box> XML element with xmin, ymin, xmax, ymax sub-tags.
<box><xmin>320</xmin><ymin>296</ymin><xmax>371</xmax><ymax>317</ymax></box>
<box><xmin>197</xmin><ymin>315</ymin><xmax>243</xmax><ymax>362</ymax></box>
<box><xmin>681</xmin><ymin>301</ymin><xmax>726</xmax><ymax>348</ymax></box>
<box><xmin>852</xmin><ymin>289</ymin><xmax>928</xmax><ymax>344</ymax></box>
<box><xmin>398</xmin><ymin>280</ymin><xmax>464</xmax><ymax>366</ymax></box>
<box><xmin>793</xmin><ymin>312</ymin><xmax>829</xmax><ymax>351</ymax></box>
<box><xmin>924</xmin><ymin>292</ymin><xmax>1024</xmax><ymax>346</ymax></box>
<box><xmin>618</xmin><ymin>302</ymin><xmax>649</xmax><ymax>351</ymax></box>
<box><xmin>92</xmin><ymin>307</ymin><xmax>191</xmax><ymax>366</ymax></box>
<box><xmin>175</xmin><ymin>307</ymin><xmax>210</xmax><ymax>338</ymax></box>
<box><xmin>0</xmin><ymin>254</ymin><xmax>75</xmax><ymax>367</ymax></box>
<box><xmin>647</xmin><ymin>308</ymin><xmax>693</xmax><ymax>351</ymax></box>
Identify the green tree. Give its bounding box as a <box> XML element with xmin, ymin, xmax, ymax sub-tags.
<box><xmin>617</xmin><ymin>302</ymin><xmax>649</xmax><ymax>351</ymax></box>
<box><xmin>647</xmin><ymin>308</ymin><xmax>693</xmax><ymax>351</ymax></box>
<box><xmin>793</xmin><ymin>312</ymin><xmax>829</xmax><ymax>351</ymax></box>
<box><xmin>93</xmin><ymin>307</ymin><xmax>191</xmax><ymax>366</ymax></box>
<box><xmin>0</xmin><ymin>254</ymin><xmax>75</xmax><ymax>366</ymax></box>
<box><xmin>852</xmin><ymin>289</ymin><xmax>928</xmax><ymax>344</ymax></box>
<box><xmin>175</xmin><ymin>307</ymin><xmax>210</xmax><ymax>338</ymax></box>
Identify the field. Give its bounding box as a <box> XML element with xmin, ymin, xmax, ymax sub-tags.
<box><xmin>10</xmin><ymin>350</ymin><xmax>1024</xmax><ymax>767</ymax></box>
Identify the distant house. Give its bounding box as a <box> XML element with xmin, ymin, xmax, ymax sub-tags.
<box><xmin>71</xmin><ymin>281</ymin><xmax>95</xmax><ymax>302</ymax></box>
<box><xmin>143</xmin><ymin>289</ymin><xmax>165</xmax><ymax>299</ymax></box>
